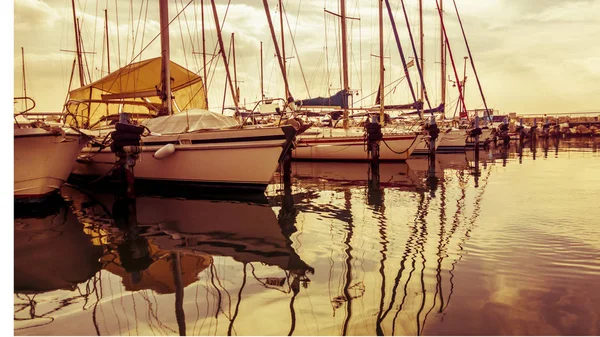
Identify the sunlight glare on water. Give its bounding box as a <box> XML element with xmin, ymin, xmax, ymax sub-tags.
<box><xmin>14</xmin><ymin>138</ymin><xmax>600</xmax><ymax>336</ymax></box>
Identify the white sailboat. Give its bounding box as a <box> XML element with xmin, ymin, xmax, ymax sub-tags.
<box><xmin>68</xmin><ymin>1</ymin><xmax>297</xmax><ymax>192</ymax></box>
<box><xmin>14</xmin><ymin>101</ymin><xmax>89</xmax><ymax>199</ymax></box>
<box><xmin>290</xmin><ymin>0</ymin><xmax>421</xmax><ymax>161</ymax></box>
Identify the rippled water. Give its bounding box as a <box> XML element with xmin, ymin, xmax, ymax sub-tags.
<box><xmin>14</xmin><ymin>138</ymin><xmax>600</xmax><ymax>335</ymax></box>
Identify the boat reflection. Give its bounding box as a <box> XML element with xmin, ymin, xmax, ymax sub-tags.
<box><xmin>14</xmin><ymin>193</ymin><xmax>103</xmax><ymax>332</ymax></box>
<box><xmin>60</xmin><ymin>185</ymin><xmax>313</xmax><ymax>336</ymax></box>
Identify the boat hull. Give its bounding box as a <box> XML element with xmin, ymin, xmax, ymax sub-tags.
<box><xmin>14</xmin><ymin>128</ymin><xmax>88</xmax><ymax>199</ymax></box>
<box><xmin>293</xmin><ymin>129</ymin><xmax>423</xmax><ymax>161</ymax></box>
<box><xmin>73</xmin><ymin>126</ymin><xmax>294</xmax><ymax>191</ymax></box>
<box><xmin>411</xmin><ymin>131</ymin><xmax>446</xmax><ymax>155</ymax></box>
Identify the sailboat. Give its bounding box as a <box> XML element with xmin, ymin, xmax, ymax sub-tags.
<box><xmin>14</xmin><ymin>97</ymin><xmax>90</xmax><ymax>199</ymax></box>
<box><xmin>287</xmin><ymin>0</ymin><xmax>422</xmax><ymax>161</ymax></box>
<box><xmin>68</xmin><ymin>0</ymin><xmax>296</xmax><ymax>192</ymax></box>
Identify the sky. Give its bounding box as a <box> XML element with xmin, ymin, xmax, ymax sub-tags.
<box><xmin>9</xmin><ymin>0</ymin><xmax>600</xmax><ymax>116</ymax></box>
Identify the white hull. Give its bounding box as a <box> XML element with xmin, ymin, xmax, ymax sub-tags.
<box><xmin>74</xmin><ymin>126</ymin><xmax>294</xmax><ymax>190</ymax></box>
<box><xmin>293</xmin><ymin>128</ymin><xmax>423</xmax><ymax>161</ymax></box>
<box><xmin>437</xmin><ymin>129</ymin><xmax>468</xmax><ymax>152</ymax></box>
<box><xmin>436</xmin><ymin>127</ymin><xmax>495</xmax><ymax>153</ymax></box>
<box><xmin>14</xmin><ymin>127</ymin><xmax>88</xmax><ymax>198</ymax></box>
<box><xmin>411</xmin><ymin>131</ymin><xmax>447</xmax><ymax>155</ymax></box>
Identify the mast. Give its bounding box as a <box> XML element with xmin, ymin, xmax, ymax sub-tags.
<box><xmin>260</xmin><ymin>41</ymin><xmax>264</xmax><ymax>99</ymax></box>
<box><xmin>462</xmin><ymin>56</ymin><xmax>468</xmax><ymax>117</ymax></box>
<box><xmin>435</xmin><ymin>0</ymin><xmax>467</xmax><ymax>118</ymax></box>
<box><xmin>104</xmin><ymin>9</ymin><xmax>111</xmax><ymax>73</ymax></box>
<box><xmin>340</xmin><ymin>0</ymin><xmax>350</xmax><ymax>128</ymax></box>
<box><xmin>171</xmin><ymin>252</ymin><xmax>186</xmax><ymax>336</ymax></box>
<box><xmin>262</xmin><ymin>0</ymin><xmax>293</xmax><ymax>105</ymax></box>
<box><xmin>210</xmin><ymin>0</ymin><xmax>239</xmax><ymax>113</ymax></box>
<box><xmin>21</xmin><ymin>47</ymin><xmax>27</xmax><ymax>111</ymax></box>
<box><xmin>232</xmin><ymin>33</ymin><xmax>239</xmax><ymax>100</ymax></box>
<box><xmin>452</xmin><ymin>0</ymin><xmax>490</xmax><ymax>120</ymax></box>
<box><xmin>419</xmin><ymin>0</ymin><xmax>424</xmax><ymax>105</ymax></box>
<box><xmin>159</xmin><ymin>0</ymin><xmax>173</xmax><ymax>114</ymax></box>
<box><xmin>379</xmin><ymin>0</ymin><xmax>384</xmax><ymax>125</ymax></box>
<box><xmin>279</xmin><ymin>0</ymin><xmax>289</xmax><ymax>101</ymax></box>
<box><xmin>71</xmin><ymin>0</ymin><xmax>85</xmax><ymax>87</ymax></box>
<box><xmin>440</xmin><ymin>0</ymin><xmax>446</xmax><ymax>118</ymax></box>
<box><xmin>201</xmin><ymin>0</ymin><xmax>208</xmax><ymax>99</ymax></box>
<box><xmin>384</xmin><ymin>0</ymin><xmax>419</xmax><ymax>111</ymax></box>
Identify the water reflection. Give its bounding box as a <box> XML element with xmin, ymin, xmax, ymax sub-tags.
<box><xmin>14</xmin><ymin>193</ymin><xmax>103</xmax><ymax>332</ymax></box>
<box><xmin>14</xmin><ymin>138</ymin><xmax>600</xmax><ymax>335</ymax></box>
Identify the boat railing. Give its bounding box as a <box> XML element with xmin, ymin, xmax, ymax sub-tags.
<box><xmin>13</xmin><ymin>97</ymin><xmax>36</xmax><ymax>127</ymax></box>
<box><xmin>240</xmin><ymin>97</ymin><xmax>288</xmax><ymax>128</ymax></box>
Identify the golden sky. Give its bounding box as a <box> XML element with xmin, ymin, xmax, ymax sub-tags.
<box><xmin>9</xmin><ymin>0</ymin><xmax>600</xmax><ymax>115</ymax></box>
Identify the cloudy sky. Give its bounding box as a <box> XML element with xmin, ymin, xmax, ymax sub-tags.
<box><xmin>9</xmin><ymin>0</ymin><xmax>600</xmax><ymax>115</ymax></box>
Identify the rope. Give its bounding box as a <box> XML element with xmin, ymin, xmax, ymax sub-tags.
<box><xmin>381</xmin><ymin>133</ymin><xmax>420</xmax><ymax>155</ymax></box>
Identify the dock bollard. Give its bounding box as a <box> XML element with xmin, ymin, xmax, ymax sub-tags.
<box><xmin>366</xmin><ymin>115</ymin><xmax>383</xmax><ymax>166</ymax></box>
<box><xmin>111</xmin><ymin>113</ymin><xmax>143</xmax><ymax>198</ymax></box>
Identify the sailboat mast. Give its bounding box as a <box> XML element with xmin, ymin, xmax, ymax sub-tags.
<box><xmin>440</xmin><ymin>0</ymin><xmax>446</xmax><ymax>118</ymax></box>
<box><xmin>384</xmin><ymin>0</ymin><xmax>419</xmax><ymax>111</ymax></box>
<box><xmin>104</xmin><ymin>9</ymin><xmax>111</xmax><ymax>74</ymax></box>
<box><xmin>279</xmin><ymin>0</ymin><xmax>289</xmax><ymax>101</ymax></box>
<box><xmin>379</xmin><ymin>0</ymin><xmax>384</xmax><ymax>125</ymax></box>
<box><xmin>452</xmin><ymin>0</ymin><xmax>490</xmax><ymax>119</ymax></box>
<box><xmin>158</xmin><ymin>0</ymin><xmax>173</xmax><ymax>115</ymax></box>
<box><xmin>21</xmin><ymin>47</ymin><xmax>27</xmax><ymax>111</ymax></box>
<box><xmin>260</xmin><ymin>41</ymin><xmax>264</xmax><ymax>99</ymax></box>
<box><xmin>435</xmin><ymin>0</ymin><xmax>467</xmax><ymax>118</ymax></box>
<box><xmin>201</xmin><ymin>0</ymin><xmax>208</xmax><ymax>98</ymax></box>
<box><xmin>71</xmin><ymin>0</ymin><xmax>85</xmax><ymax>87</ymax></box>
<box><xmin>262</xmin><ymin>0</ymin><xmax>293</xmax><ymax>105</ymax></box>
<box><xmin>232</xmin><ymin>33</ymin><xmax>239</xmax><ymax>100</ymax></box>
<box><xmin>340</xmin><ymin>0</ymin><xmax>350</xmax><ymax>128</ymax></box>
<box><xmin>419</xmin><ymin>0</ymin><xmax>424</xmax><ymax>105</ymax></box>
<box><xmin>210</xmin><ymin>0</ymin><xmax>239</xmax><ymax>112</ymax></box>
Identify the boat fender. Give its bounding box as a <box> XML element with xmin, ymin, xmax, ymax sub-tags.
<box><xmin>153</xmin><ymin>143</ymin><xmax>176</xmax><ymax>160</ymax></box>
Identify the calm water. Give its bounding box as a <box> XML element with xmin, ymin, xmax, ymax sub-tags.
<box><xmin>14</xmin><ymin>138</ymin><xmax>600</xmax><ymax>335</ymax></box>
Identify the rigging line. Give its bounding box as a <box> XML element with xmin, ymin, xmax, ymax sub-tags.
<box><xmin>114</xmin><ymin>0</ymin><xmax>121</xmax><ymax>68</ymax></box>
<box><xmin>353</xmin><ymin>76</ymin><xmax>404</xmax><ymax>105</ymax></box>
<box><xmin>140</xmin><ymin>0</ymin><xmax>149</xmax><ymax>62</ymax></box>
<box><xmin>324</xmin><ymin>10</ymin><xmax>330</xmax><ymax>96</ymax></box>
<box><xmin>221</xmin><ymin>35</ymin><xmax>233</xmax><ymax>112</ymax></box>
<box><xmin>126</xmin><ymin>0</ymin><xmax>132</xmax><ymax>65</ymax></box>
<box><xmin>227</xmin><ymin>263</ymin><xmax>247</xmax><ymax>336</ymax></box>
<box><xmin>399</xmin><ymin>0</ymin><xmax>433</xmax><ymax>113</ymax></box>
<box><xmin>205</xmin><ymin>0</ymin><xmax>231</xmax><ymax>86</ymax></box>
<box><xmin>209</xmin><ymin>262</ymin><xmax>224</xmax><ymax>319</ymax></box>
<box><xmin>391</xmin><ymin>193</ymin><xmax>425</xmax><ymax>336</ymax></box>
<box><xmin>91</xmin><ymin>0</ymin><xmax>99</xmax><ymax>80</ymax></box>
<box><xmin>452</xmin><ymin>0</ymin><xmax>490</xmax><ymax>119</ymax></box>
<box><xmin>174</xmin><ymin>0</ymin><xmax>191</xmax><ymax>88</ymax></box>
<box><xmin>97</xmin><ymin>0</ymin><xmax>194</xmax><ymax>96</ymax></box>
<box><xmin>384</xmin><ymin>0</ymin><xmax>419</xmax><ymax>113</ymax></box>
<box><xmin>283</xmin><ymin>2</ymin><xmax>311</xmax><ymax>98</ymax></box>
<box><xmin>178</xmin><ymin>0</ymin><xmax>201</xmax><ymax>74</ymax></box>
<box><xmin>130</xmin><ymin>0</ymin><xmax>146</xmax><ymax>63</ymax></box>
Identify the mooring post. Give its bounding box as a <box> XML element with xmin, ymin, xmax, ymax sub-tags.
<box><xmin>110</xmin><ymin>113</ymin><xmax>143</xmax><ymax>199</ymax></box>
<box><xmin>518</xmin><ymin>118</ymin><xmax>525</xmax><ymax>147</ymax></box>
<box><xmin>366</xmin><ymin>114</ymin><xmax>382</xmax><ymax>169</ymax></box>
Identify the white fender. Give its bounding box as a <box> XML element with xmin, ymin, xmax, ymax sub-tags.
<box><xmin>153</xmin><ymin>143</ymin><xmax>176</xmax><ymax>160</ymax></box>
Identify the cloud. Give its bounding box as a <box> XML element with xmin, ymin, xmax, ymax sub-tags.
<box><xmin>12</xmin><ymin>0</ymin><xmax>600</xmax><ymax>113</ymax></box>
<box><xmin>14</xmin><ymin>0</ymin><xmax>60</xmax><ymax>31</ymax></box>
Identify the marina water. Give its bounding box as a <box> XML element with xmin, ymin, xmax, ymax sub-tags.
<box><xmin>14</xmin><ymin>138</ymin><xmax>600</xmax><ymax>335</ymax></box>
